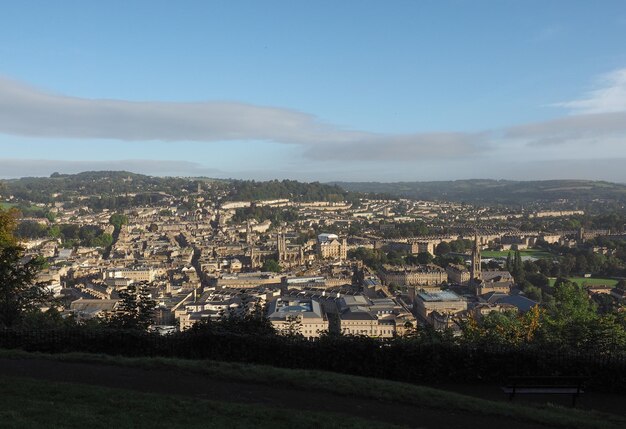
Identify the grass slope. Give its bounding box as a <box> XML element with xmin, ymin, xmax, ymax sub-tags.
<box><xmin>0</xmin><ymin>375</ymin><xmax>398</xmax><ymax>429</ymax></box>
<box><xmin>0</xmin><ymin>349</ymin><xmax>624</xmax><ymax>429</ymax></box>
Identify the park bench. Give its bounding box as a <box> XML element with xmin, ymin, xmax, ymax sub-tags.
<box><xmin>501</xmin><ymin>376</ymin><xmax>586</xmax><ymax>407</ymax></box>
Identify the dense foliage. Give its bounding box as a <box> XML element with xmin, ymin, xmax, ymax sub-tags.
<box><xmin>228</xmin><ymin>179</ymin><xmax>355</xmax><ymax>203</ymax></box>
<box><xmin>105</xmin><ymin>285</ymin><xmax>156</xmax><ymax>330</ymax></box>
<box><xmin>350</xmin><ymin>246</ymin><xmax>452</xmax><ymax>271</ymax></box>
<box><xmin>262</xmin><ymin>259</ymin><xmax>282</xmax><ymax>273</ymax></box>
<box><xmin>1</xmin><ymin>323</ymin><xmax>626</xmax><ymax>392</ymax></box>
<box><xmin>231</xmin><ymin>206</ymin><xmax>299</xmax><ymax>224</ymax></box>
<box><xmin>4</xmin><ymin>171</ymin><xmax>197</xmax><ymax>205</ymax></box>
<box><xmin>462</xmin><ymin>279</ymin><xmax>626</xmax><ymax>353</ymax></box>
<box><xmin>0</xmin><ymin>208</ymin><xmax>51</xmax><ymax>328</ymax></box>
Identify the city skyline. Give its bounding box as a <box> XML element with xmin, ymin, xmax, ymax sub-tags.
<box><xmin>2</xmin><ymin>1</ymin><xmax>626</xmax><ymax>182</ymax></box>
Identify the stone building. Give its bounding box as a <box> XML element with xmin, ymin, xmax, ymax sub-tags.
<box><xmin>337</xmin><ymin>295</ymin><xmax>415</xmax><ymax>338</ymax></box>
<box><xmin>267</xmin><ymin>298</ymin><xmax>328</xmax><ymax>339</ymax></box>
<box><xmin>317</xmin><ymin>233</ymin><xmax>348</xmax><ymax>260</ymax></box>
<box><xmin>446</xmin><ymin>264</ymin><xmax>470</xmax><ymax>285</ymax></box>
<box><xmin>413</xmin><ymin>290</ymin><xmax>467</xmax><ymax>321</ymax></box>
<box><xmin>104</xmin><ymin>267</ymin><xmax>155</xmax><ymax>283</ymax></box>
<box><xmin>379</xmin><ymin>264</ymin><xmax>447</xmax><ymax>287</ymax></box>
<box><xmin>277</xmin><ymin>231</ymin><xmax>305</xmax><ymax>266</ymax></box>
<box><xmin>474</xmin><ymin>270</ymin><xmax>514</xmax><ymax>296</ymax></box>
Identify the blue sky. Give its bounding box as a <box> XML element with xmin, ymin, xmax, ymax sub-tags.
<box><xmin>2</xmin><ymin>1</ymin><xmax>626</xmax><ymax>181</ymax></box>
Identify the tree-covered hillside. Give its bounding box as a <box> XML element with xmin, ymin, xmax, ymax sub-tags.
<box><xmin>1</xmin><ymin>171</ymin><xmax>203</xmax><ymax>203</ymax></box>
<box><xmin>226</xmin><ymin>179</ymin><xmax>357</xmax><ymax>203</ymax></box>
<box><xmin>334</xmin><ymin>179</ymin><xmax>626</xmax><ymax>205</ymax></box>
<box><xmin>0</xmin><ymin>172</ymin><xmax>361</xmax><ymax>208</ymax></box>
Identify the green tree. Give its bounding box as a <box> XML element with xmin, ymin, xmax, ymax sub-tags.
<box><xmin>416</xmin><ymin>252</ymin><xmax>434</xmax><ymax>265</ymax></box>
<box><xmin>15</xmin><ymin>220</ymin><xmax>48</xmax><ymax>239</ymax></box>
<box><xmin>511</xmin><ymin>250</ymin><xmax>524</xmax><ymax>283</ymax></box>
<box><xmin>48</xmin><ymin>225</ymin><xmax>61</xmax><ymax>238</ymax></box>
<box><xmin>109</xmin><ymin>213</ymin><xmax>128</xmax><ymax>230</ymax></box>
<box><xmin>539</xmin><ymin>279</ymin><xmax>599</xmax><ymax>348</ymax></box>
<box><xmin>0</xmin><ymin>208</ymin><xmax>50</xmax><ymax>327</ymax></box>
<box><xmin>0</xmin><ymin>246</ymin><xmax>50</xmax><ymax>327</ymax></box>
<box><xmin>520</xmin><ymin>281</ymin><xmax>542</xmax><ymax>302</ymax></box>
<box><xmin>262</xmin><ymin>259</ymin><xmax>282</xmax><ymax>273</ymax></box>
<box><xmin>460</xmin><ymin>306</ymin><xmax>542</xmax><ymax>347</ymax></box>
<box><xmin>108</xmin><ymin>285</ymin><xmax>155</xmax><ymax>330</ymax></box>
<box><xmin>549</xmin><ymin>279</ymin><xmax>597</xmax><ymax>322</ymax></box>
<box><xmin>349</xmin><ymin>247</ymin><xmax>388</xmax><ymax>270</ymax></box>
<box><xmin>505</xmin><ymin>251</ymin><xmax>512</xmax><ymax>272</ymax></box>
<box><xmin>93</xmin><ymin>233</ymin><xmax>113</xmax><ymax>248</ymax></box>
<box><xmin>0</xmin><ymin>208</ymin><xmax>19</xmax><ymax>247</ymax></box>
<box><xmin>435</xmin><ymin>241</ymin><xmax>451</xmax><ymax>256</ymax></box>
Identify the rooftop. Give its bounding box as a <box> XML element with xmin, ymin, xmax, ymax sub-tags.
<box><xmin>417</xmin><ymin>290</ymin><xmax>463</xmax><ymax>302</ymax></box>
<box><xmin>267</xmin><ymin>298</ymin><xmax>324</xmax><ymax>320</ymax></box>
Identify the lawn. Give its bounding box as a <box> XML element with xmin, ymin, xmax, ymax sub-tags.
<box><xmin>0</xmin><ymin>375</ymin><xmax>402</xmax><ymax>429</ymax></box>
<box><xmin>1</xmin><ymin>349</ymin><xmax>625</xmax><ymax>429</ymax></box>
<box><xmin>548</xmin><ymin>277</ymin><xmax>619</xmax><ymax>287</ymax></box>
<box><xmin>481</xmin><ymin>248</ymin><xmax>554</xmax><ymax>259</ymax></box>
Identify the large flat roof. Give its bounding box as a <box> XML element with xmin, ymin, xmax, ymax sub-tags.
<box><xmin>417</xmin><ymin>290</ymin><xmax>462</xmax><ymax>302</ymax></box>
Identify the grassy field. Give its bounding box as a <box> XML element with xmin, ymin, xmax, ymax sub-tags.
<box><xmin>0</xmin><ymin>349</ymin><xmax>624</xmax><ymax>429</ymax></box>
<box><xmin>0</xmin><ymin>375</ymin><xmax>397</xmax><ymax>429</ymax></box>
<box><xmin>548</xmin><ymin>277</ymin><xmax>619</xmax><ymax>287</ymax></box>
<box><xmin>481</xmin><ymin>248</ymin><xmax>554</xmax><ymax>259</ymax></box>
<box><xmin>0</xmin><ymin>202</ymin><xmax>17</xmax><ymax>209</ymax></box>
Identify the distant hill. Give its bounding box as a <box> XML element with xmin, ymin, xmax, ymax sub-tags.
<box><xmin>0</xmin><ymin>171</ymin><xmax>203</xmax><ymax>203</ymax></box>
<box><xmin>0</xmin><ymin>172</ymin><xmax>358</xmax><ymax>205</ymax></box>
<box><xmin>332</xmin><ymin>179</ymin><xmax>626</xmax><ymax>205</ymax></box>
<box><xmin>4</xmin><ymin>172</ymin><xmax>625</xmax><ymax>207</ymax></box>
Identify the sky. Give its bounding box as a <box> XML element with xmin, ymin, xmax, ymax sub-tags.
<box><xmin>1</xmin><ymin>1</ymin><xmax>626</xmax><ymax>182</ymax></box>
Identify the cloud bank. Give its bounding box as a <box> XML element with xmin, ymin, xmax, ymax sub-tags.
<box><xmin>503</xmin><ymin>67</ymin><xmax>626</xmax><ymax>146</ymax></box>
<box><xmin>2</xmin><ymin>69</ymin><xmax>626</xmax><ymax>162</ymax></box>
<box><xmin>2</xmin><ymin>157</ymin><xmax>626</xmax><ymax>183</ymax></box>
<box><xmin>505</xmin><ymin>111</ymin><xmax>626</xmax><ymax>146</ymax></box>
<box><xmin>0</xmin><ymin>76</ymin><xmax>483</xmax><ymax>161</ymax></box>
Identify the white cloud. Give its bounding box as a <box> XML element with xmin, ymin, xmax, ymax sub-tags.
<box><xmin>0</xmin><ymin>76</ymin><xmax>484</xmax><ymax>161</ymax></box>
<box><xmin>504</xmin><ymin>111</ymin><xmax>626</xmax><ymax>146</ymax></box>
<box><xmin>304</xmin><ymin>132</ymin><xmax>488</xmax><ymax>160</ymax></box>
<box><xmin>3</xmin><ymin>70</ymin><xmax>626</xmax><ymax>166</ymax></box>
<box><xmin>554</xmin><ymin>68</ymin><xmax>626</xmax><ymax>114</ymax></box>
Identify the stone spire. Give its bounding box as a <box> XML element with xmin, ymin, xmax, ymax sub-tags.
<box><xmin>471</xmin><ymin>231</ymin><xmax>481</xmax><ymax>283</ymax></box>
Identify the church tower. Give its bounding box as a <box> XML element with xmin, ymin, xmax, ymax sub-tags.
<box><xmin>250</xmin><ymin>245</ymin><xmax>257</xmax><ymax>269</ymax></box>
<box><xmin>470</xmin><ymin>232</ymin><xmax>482</xmax><ymax>283</ymax></box>
<box><xmin>246</xmin><ymin>220</ymin><xmax>253</xmax><ymax>245</ymax></box>
<box><xmin>277</xmin><ymin>230</ymin><xmax>286</xmax><ymax>262</ymax></box>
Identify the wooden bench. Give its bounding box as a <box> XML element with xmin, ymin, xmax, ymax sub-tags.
<box><xmin>502</xmin><ymin>376</ymin><xmax>586</xmax><ymax>407</ymax></box>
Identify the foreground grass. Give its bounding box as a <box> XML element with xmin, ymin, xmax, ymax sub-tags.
<box><xmin>548</xmin><ymin>277</ymin><xmax>618</xmax><ymax>287</ymax></box>
<box><xmin>0</xmin><ymin>375</ymin><xmax>401</xmax><ymax>429</ymax></box>
<box><xmin>0</xmin><ymin>349</ymin><xmax>624</xmax><ymax>429</ymax></box>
